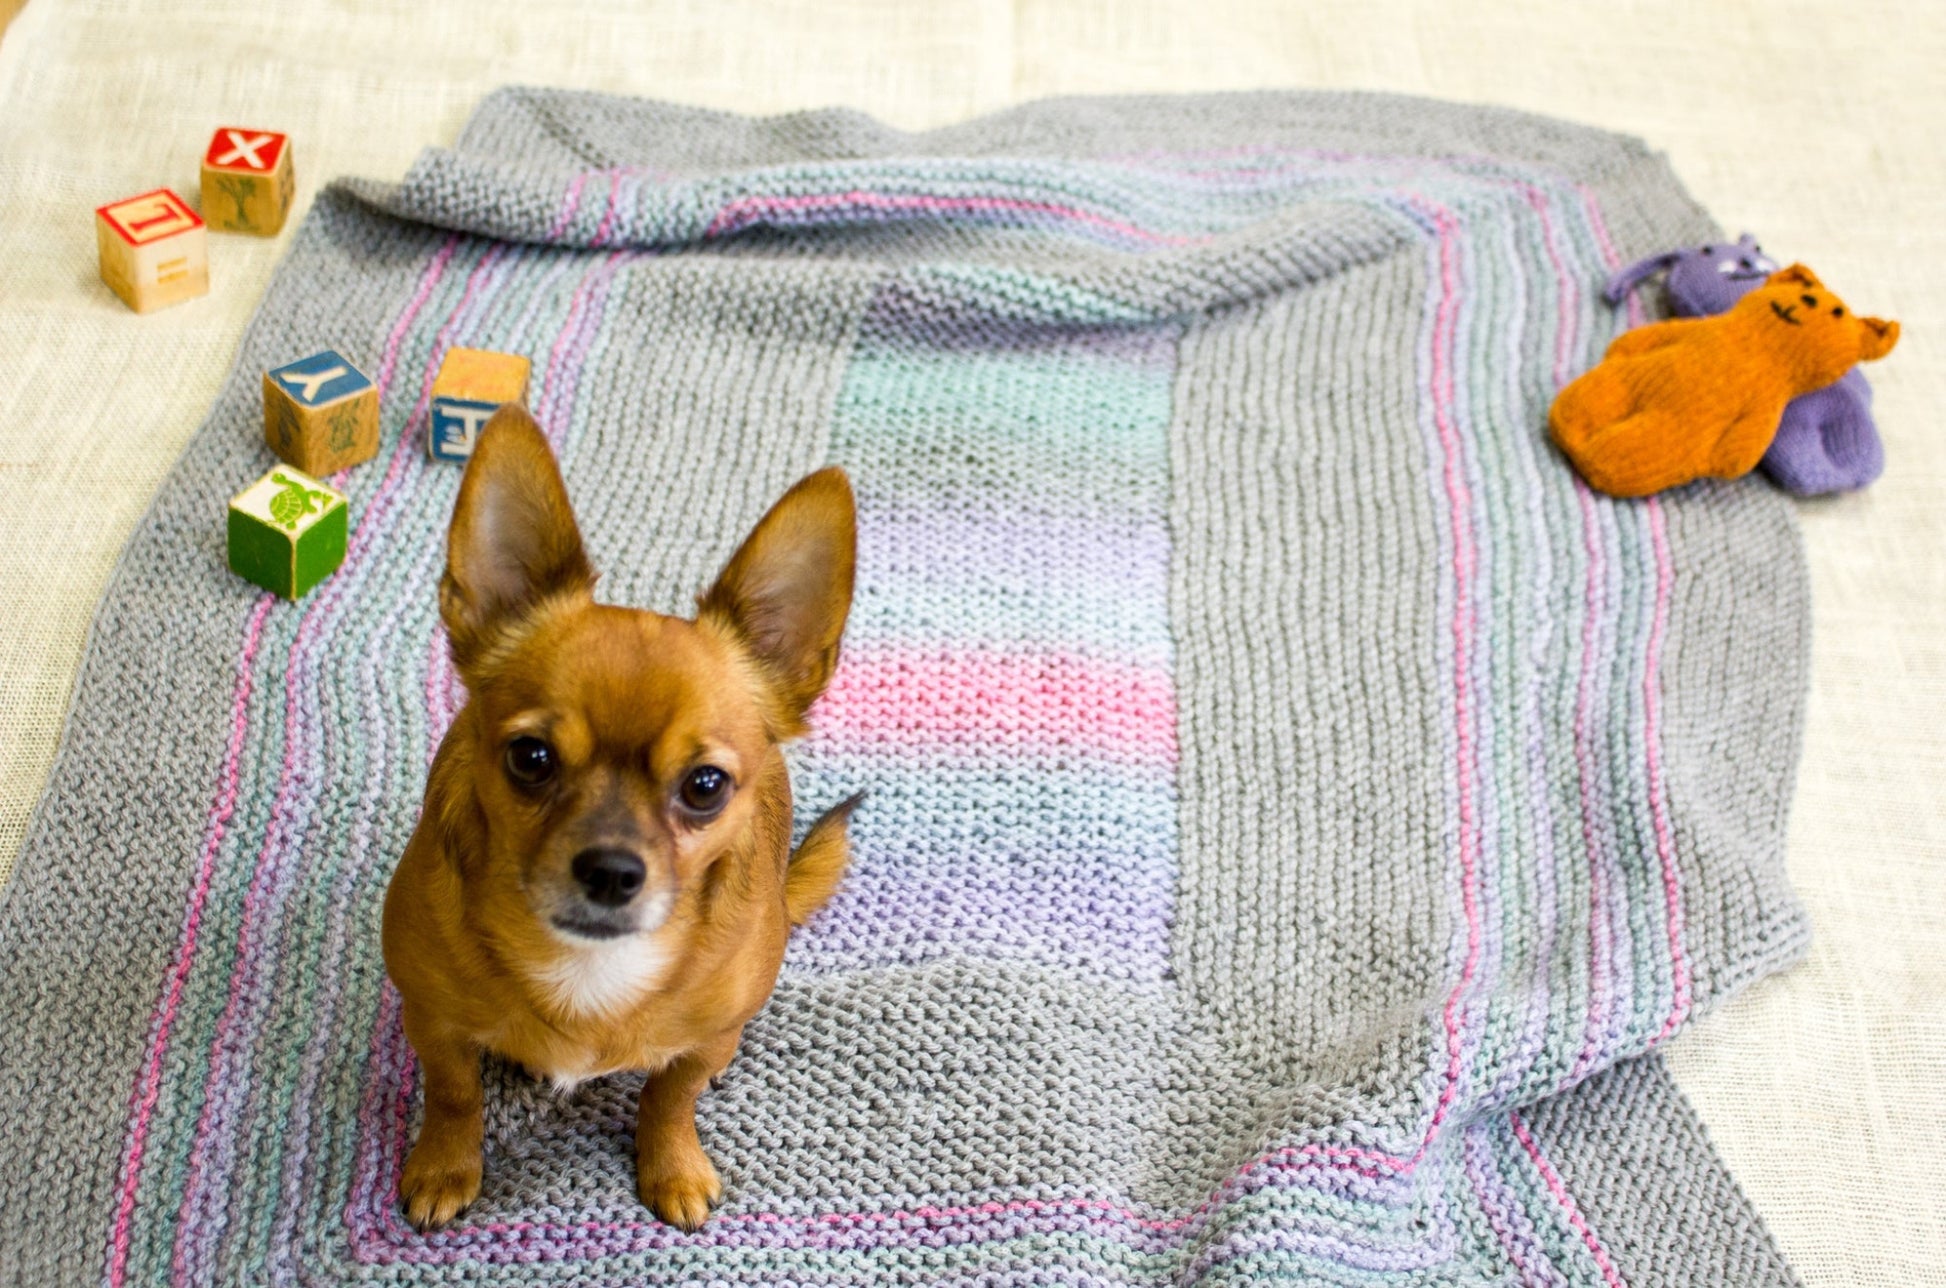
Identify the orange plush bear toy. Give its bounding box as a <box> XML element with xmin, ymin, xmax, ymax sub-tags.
<box><xmin>1550</xmin><ymin>265</ymin><xmax>1899</xmax><ymax>498</ymax></box>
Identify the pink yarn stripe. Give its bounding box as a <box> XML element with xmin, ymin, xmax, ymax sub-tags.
<box><xmin>590</xmin><ymin>175</ymin><xmax>623</xmax><ymax>248</ymax></box>
<box><xmin>809</xmin><ymin>646</ymin><xmax>1179</xmax><ymax>765</ymax></box>
<box><xmin>534</xmin><ymin>250</ymin><xmax>640</xmax><ymax>437</ymax></box>
<box><xmin>372</xmin><ymin>235</ymin><xmax>464</xmax><ymax>400</ymax></box>
<box><xmin>359</xmin><ymin>1086</ymin><xmax>1424</xmax><ymax>1265</ymax></box>
<box><xmin>706</xmin><ymin>189</ymin><xmax>1203</xmax><ymax>247</ymax></box>
<box><xmin>1640</xmin><ymin>499</ymin><xmax>1691</xmax><ymax>1042</ymax></box>
<box><xmin>1403</xmin><ymin>195</ymin><xmax>1486</xmax><ymax>1160</ymax></box>
<box><xmin>1567</xmin><ymin>478</ymin><xmax>1613</xmax><ymax>1084</ymax></box>
<box><xmin>591</xmin><ymin>168</ymin><xmax>651</xmax><ymax>248</ymax></box>
<box><xmin>1508</xmin><ymin>1112</ymin><xmax>1627</xmax><ymax>1288</ymax></box>
<box><xmin>103</xmin><ymin>596</ymin><xmax>274</xmax><ymax>1287</ymax></box>
<box><xmin>361</xmin><ymin>1100</ymin><xmax>1435</xmax><ymax>1266</ymax></box>
<box><xmin>1462</xmin><ymin>1125</ymin><xmax>1552</xmax><ymax>1288</ymax></box>
<box><xmin>346</xmin><ymin>984</ymin><xmax>407</xmax><ymax>1247</ymax></box>
<box><xmin>1578</xmin><ymin>192</ymin><xmax>1692</xmax><ymax>1044</ymax></box>
<box><xmin>1576</xmin><ymin>187</ymin><xmax>1650</xmax><ymax>330</ymax></box>
<box><xmin>545</xmin><ymin>171</ymin><xmax>594</xmax><ymax>242</ymax></box>
<box><xmin>388</xmin><ymin>1159</ymin><xmax>1393</xmax><ymax>1248</ymax></box>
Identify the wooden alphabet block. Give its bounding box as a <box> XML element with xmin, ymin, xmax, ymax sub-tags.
<box><xmin>263</xmin><ymin>350</ymin><xmax>380</xmax><ymax>475</ymax></box>
<box><xmin>428</xmin><ymin>347</ymin><xmax>531</xmax><ymax>462</ymax></box>
<box><xmin>227</xmin><ymin>467</ymin><xmax>348</xmax><ymax>600</ymax></box>
<box><xmin>200</xmin><ymin>127</ymin><xmax>295</xmax><ymax>236</ymax></box>
<box><xmin>95</xmin><ymin>189</ymin><xmax>208</xmax><ymax>313</ymax></box>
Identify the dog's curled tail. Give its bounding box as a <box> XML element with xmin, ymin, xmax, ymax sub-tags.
<box><xmin>785</xmin><ymin>792</ymin><xmax>863</xmax><ymax>926</ymax></box>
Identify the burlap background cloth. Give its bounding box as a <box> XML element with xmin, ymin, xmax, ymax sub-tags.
<box><xmin>0</xmin><ymin>3</ymin><xmax>1939</xmax><ymax>1282</ymax></box>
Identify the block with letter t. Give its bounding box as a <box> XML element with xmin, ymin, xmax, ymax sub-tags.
<box><xmin>428</xmin><ymin>347</ymin><xmax>531</xmax><ymax>462</ymax></box>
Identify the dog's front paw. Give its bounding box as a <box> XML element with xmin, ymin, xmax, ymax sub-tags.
<box><xmin>638</xmin><ymin>1153</ymin><xmax>721</xmax><ymax>1231</ymax></box>
<box><xmin>400</xmin><ymin>1137</ymin><xmax>482</xmax><ymax>1232</ymax></box>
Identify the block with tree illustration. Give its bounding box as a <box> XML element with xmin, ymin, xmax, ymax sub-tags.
<box><xmin>263</xmin><ymin>349</ymin><xmax>379</xmax><ymax>475</ymax></box>
<box><xmin>200</xmin><ymin>127</ymin><xmax>295</xmax><ymax>236</ymax></box>
<box><xmin>227</xmin><ymin>467</ymin><xmax>348</xmax><ymax>600</ymax></box>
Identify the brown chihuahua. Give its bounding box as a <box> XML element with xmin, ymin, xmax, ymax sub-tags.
<box><xmin>381</xmin><ymin>405</ymin><xmax>857</xmax><ymax>1231</ymax></box>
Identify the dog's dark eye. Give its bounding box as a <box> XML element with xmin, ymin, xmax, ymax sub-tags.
<box><xmin>678</xmin><ymin>765</ymin><xmax>732</xmax><ymax>816</ymax></box>
<box><xmin>1801</xmin><ymin>294</ymin><xmax>1818</xmax><ymax>308</ymax></box>
<box><xmin>504</xmin><ymin>736</ymin><xmax>556</xmax><ymax>788</ymax></box>
<box><xmin>1833</xmin><ymin>307</ymin><xmax>1845</xmax><ymax>317</ymax></box>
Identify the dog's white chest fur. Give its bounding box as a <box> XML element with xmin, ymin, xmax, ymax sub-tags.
<box><xmin>527</xmin><ymin>933</ymin><xmax>670</xmax><ymax>1026</ymax></box>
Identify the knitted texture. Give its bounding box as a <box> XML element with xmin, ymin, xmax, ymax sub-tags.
<box><xmin>0</xmin><ymin>89</ymin><xmax>1810</xmax><ymax>1285</ymax></box>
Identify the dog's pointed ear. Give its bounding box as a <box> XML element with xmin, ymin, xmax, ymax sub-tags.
<box><xmin>1767</xmin><ymin>263</ymin><xmax>1819</xmax><ymax>290</ymax></box>
<box><xmin>440</xmin><ymin>404</ymin><xmax>595</xmax><ymax>673</ymax></box>
<box><xmin>699</xmin><ymin>467</ymin><xmax>856</xmax><ymax>728</ymax></box>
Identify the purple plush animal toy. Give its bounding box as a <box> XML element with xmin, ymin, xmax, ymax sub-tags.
<box><xmin>1605</xmin><ymin>232</ymin><xmax>1883</xmax><ymax>495</ymax></box>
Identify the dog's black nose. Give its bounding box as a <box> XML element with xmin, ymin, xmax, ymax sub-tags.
<box><xmin>572</xmin><ymin>848</ymin><xmax>646</xmax><ymax>907</ymax></box>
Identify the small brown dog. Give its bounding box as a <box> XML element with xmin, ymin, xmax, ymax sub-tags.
<box><xmin>382</xmin><ymin>405</ymin><xmax>857</xmax><ymax>1231</ymax></box>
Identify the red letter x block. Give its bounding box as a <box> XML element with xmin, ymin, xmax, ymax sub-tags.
<box><xmin>95</xmin><ymin>189</ymin><xmax>209</xmax><ymax>313</ymax></box>
<box><xmin>200</xmin><ymin>127</ymin><xmax>295</xmax><ymax>237</ymax></box>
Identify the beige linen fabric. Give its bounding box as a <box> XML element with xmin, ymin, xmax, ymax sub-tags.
<box><xmin>0</xmin><ymin>2</ymin><xmax>1940</xmax><ymax>1283</ymax></box>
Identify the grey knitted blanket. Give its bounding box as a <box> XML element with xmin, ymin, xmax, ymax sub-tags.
<box><xmin>0</xmin><ymin>89</ymin><xmax>1810</xmax><ymax>1285</ymax></box>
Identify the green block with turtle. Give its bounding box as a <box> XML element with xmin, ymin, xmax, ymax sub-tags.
<box><xmin>227</xmin><ymin>467</ymin><xmax>348</xmax><ymax>599</ymax></box>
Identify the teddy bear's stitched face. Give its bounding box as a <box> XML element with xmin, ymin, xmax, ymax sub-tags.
<box><xmin>1741</xmin><ymin>265</ymin><xmax>1899</xmax><ymax>381</ymax></box>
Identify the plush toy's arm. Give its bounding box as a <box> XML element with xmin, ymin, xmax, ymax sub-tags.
<box><xmin>1603</xmin><ymin>250</ymin><xmax>1682</xmax><ymax>305</ymax></box>
<box><xmin>1602</xmin><ymin>319</ymin><xmax>1694</xmax><ymax>360</ymax></box>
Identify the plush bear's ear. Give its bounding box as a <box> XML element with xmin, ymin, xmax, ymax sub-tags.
<box><xmin>1856</xmin><ymin>317</ymin><xmax>1900</xmax><ymax>363</ymax></box>
<box><xmin>1767</xmin><ymin>263</ymin><xmax>1819</xmax><ymax>290</ymax></box>
<box><xmin>1738</xmin><ymin>233</ymin><xmax>1775</xmax><ymax>267</ymax></box>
